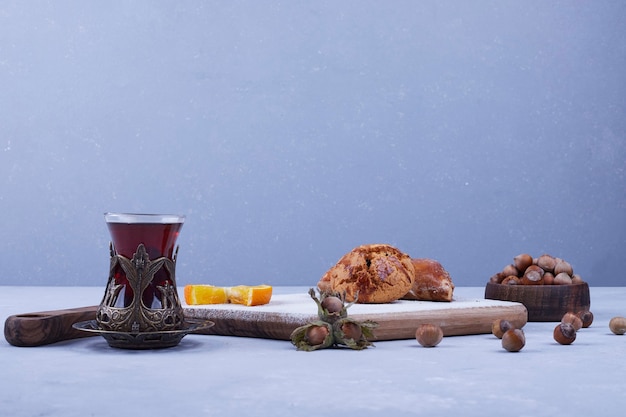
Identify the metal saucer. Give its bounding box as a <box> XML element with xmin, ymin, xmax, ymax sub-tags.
<box><xmin>72</xmin><ymin>319</ymin><xmax>214</xmax><ymax>349</ymax></box>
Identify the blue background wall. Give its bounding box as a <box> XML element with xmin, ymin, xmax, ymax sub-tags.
<box><xmin>1</xmin><ymin>1</ymin><xmax>625</xmax><ymax>287</ymax></box>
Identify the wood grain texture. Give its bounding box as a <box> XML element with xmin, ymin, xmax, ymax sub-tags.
<box><xmin>189</xmin><ymin>311</ymin><xmax>313</xmax><ymax>340</ymax></box>
<box><xmin>351</xmin><ymin>305</ymin><xmax>527</xmax><ymax>340</ymax></box>
<box><xmin>185</xmin><ymin>294</ymin><xmax>528</xmax><ymax>341</ymax></box>
<box><xmin>484</xmin><ymin>282</ymin><xmax>590</xmax><ymax>322</ymax></box>
<box><xmin>4</xmin><ymin>306</ymin><xmax>99</xmax><ymax>347</ymax></box>
<box><xmin>4</xmin><ymin>294</ymin><xmax>529</xmax><ymax>346</ymax></box>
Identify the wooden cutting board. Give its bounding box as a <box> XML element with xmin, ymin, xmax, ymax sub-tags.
<box><xmin>184</xmin><ymin>293</ymin><xmax>528</xmax><ymax>341</ymax></box>
<box><xmin>4</xmin><ymin>292</ymin><xmax>527</xmax><ymax>346</ymax></box>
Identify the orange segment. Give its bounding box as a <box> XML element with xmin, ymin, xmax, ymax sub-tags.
<box><xmin>183</xmin><ymin>284</ymin><xmax>273</xmax><ymax>306</ymax></box>
<box><xmin>227</xmin><ymin>285</ymin><xmax>273</xmax><ymax>306</ymax></box>
<box><xmin>184</xmin><ymin>285</ymin><xmax>228</xmax><ymax>305</ymax></box>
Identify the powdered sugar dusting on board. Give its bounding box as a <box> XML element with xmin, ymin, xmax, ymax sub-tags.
<box><xmin>182</xmin><ymin>290</ymin><xmax>527</xmax><ymax>340</ymax></box>
<box><xmin>183</xmin><ymin>293</ymin><xmax>516</xmax><ymax>317</ymax></box>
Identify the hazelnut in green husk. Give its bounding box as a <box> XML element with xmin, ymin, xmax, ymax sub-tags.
<box><xmin>333</xmin><ymin>317</ymin><xmax>377</xmax><ymax>350</ymax></box>
<box><xmin>290</xmin><ymin>321</ymin><xmax>334</xmax><ymax>351</ymax></box>
<box><xmin>308</xmin><ymin>287</ymin><xmax>353</xmax><ymax>323</ymax></box>
<box><xmin>290</xmin><ymin>288</ymin><xmax>378</xmax><ymax>351</ymax></box>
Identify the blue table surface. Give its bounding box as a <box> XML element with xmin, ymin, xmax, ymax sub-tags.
<box><xmin>1</xmin><ymin>286</ymin><xmax>625</xmax><ymax>417</ymax></box>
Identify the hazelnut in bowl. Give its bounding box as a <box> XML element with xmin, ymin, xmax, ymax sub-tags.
<box><xmin>484</xmin><ymin>254</ymin><xmax>591</xmax><ymax>322</ymax></box>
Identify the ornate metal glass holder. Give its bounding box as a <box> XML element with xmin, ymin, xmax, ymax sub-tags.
<box><xmin>96</xmin><ymin>242</ymin><xmax>184</xmax><ymax>333</ymax></box>
<box><xmin>73</xmin><ymin>213</ymin><xmax>213</xmax><ymax>349</ymax></box>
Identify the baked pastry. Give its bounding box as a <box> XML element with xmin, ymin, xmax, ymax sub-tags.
<box><xmin>317</xmin><ymin>244</ymin><xmax>415</xmax><ymax>303</ymax></box>
<box><xmin>401</xmin><ymin>258</ymin><xmax>454</xmax><ymax>302</ymax></box>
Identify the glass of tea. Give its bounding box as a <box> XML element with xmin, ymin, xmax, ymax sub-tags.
<box><xmin>97</xmin><ymin>213</ymin><xmax>186</xmax><ymax>333</ymax></box>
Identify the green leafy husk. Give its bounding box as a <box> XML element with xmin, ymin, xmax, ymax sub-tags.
<box><xmin>333</xmin><ymin>317</ymin><xmax>379</xmax><ymax>350</ymax></box>
<box><xmin>290</xmin><ymin>321</ymin><xmax>334</xmax><ymax>351</ymax></box>
<box><xmin>308</xmin><ymin>288</ymin><xmax>347</xmax><ymax>323</ymax></box>
<box><xmin>290</xmin><ymin>288</ymin><xmax>378</xmax><ymax>351</ymax></box>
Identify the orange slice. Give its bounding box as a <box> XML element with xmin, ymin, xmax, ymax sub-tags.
<box><xmin>184</xmin><ymin>285</ymin><xmax>228</xmax><ymax>305</ymax></box>
<box><xmin>227</xmin><ymin>285</ymin><xmax>273</xmax><ymax>306</ymax></box>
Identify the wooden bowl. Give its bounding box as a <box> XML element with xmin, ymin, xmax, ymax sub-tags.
<box><xmin>484</xmin><ymin>282</ymin><xmax>590</xmax><ymax>322</ymax></box>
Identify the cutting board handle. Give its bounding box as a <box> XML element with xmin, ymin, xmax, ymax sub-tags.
<box><xmin>4</xmin><ymin>306</ymin><xmax>98</xmax><ymax>347</ymax></box>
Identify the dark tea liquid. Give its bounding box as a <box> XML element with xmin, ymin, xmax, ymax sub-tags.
<box><xmin>107</xmin><ymin>222</ymin><xmax>183</xmax><ymax>309</ymax></box>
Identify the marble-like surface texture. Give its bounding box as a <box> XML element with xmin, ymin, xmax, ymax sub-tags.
<box><xmin>1</xmin><ymin>286</ymin><xmax>625</xmax><ymax>417</ymax></box>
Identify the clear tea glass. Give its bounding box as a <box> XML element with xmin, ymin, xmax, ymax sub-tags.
<box><xmin>97</xmin><ymin>213</ymin><xmax>186</xmax><ymax>332</ymax></box>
